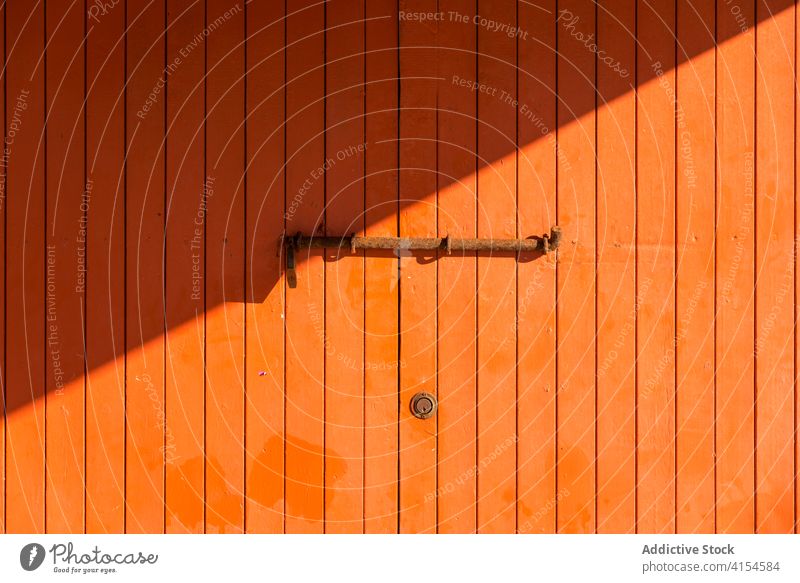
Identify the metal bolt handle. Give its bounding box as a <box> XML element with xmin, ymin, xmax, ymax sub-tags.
<box><xmin>280</xmin><ymin>226</ymin><xmax>561</xmax><ymax>288</ymax></box>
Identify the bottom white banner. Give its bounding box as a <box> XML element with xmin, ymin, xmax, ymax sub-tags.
<box><xmin>0</xmin><ymin>534</ymin><xmax>797</xmax><ymax>582</ymax></box>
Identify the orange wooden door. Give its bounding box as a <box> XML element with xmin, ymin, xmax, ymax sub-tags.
<box><xmin>1</xmin><ymin>0</ymin><xmax>799</xmax><ymax>534</ymax></box>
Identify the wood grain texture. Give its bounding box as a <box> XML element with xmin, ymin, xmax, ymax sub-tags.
<box><xmin>517</xmin><ymin>0</ymin><xmax>557</xmax><ymax>535</ymax></box>
<box><xmin>245</xmin><ymin>0</ymin><xmax>285</xmax><ymax>534</ymax></box>
<box><xmin>716</xmin><ymin>0</ymin><xmax>756</xmax><ymax>534</ymax></box>
<box><xmin>636</xmin><ymin>0</ymin><xmax>676</xmax><ymax>534</ymax></box>
<box><xmin>125</xmin><ymin>0</ymin><xmax>166</xmax><ymax>534</ymax></box>
<box><xmin>165</xmin><ymin>0</ymin><xmax>205</xmax><ymax>534</ymax></box>
<box><xmin>45</xmin><ymin>0</ymin><xmax>86</xmax><ymax>534</ymax></box>
<box><xmin>205</xmin><ymin>0</ymin><xmax>245</xmax><ymax>534</ymax></box>
<box><xmin>755</xmin><ymin>0</ymin><xmax>795</xmax><ymax>534</ymax></box>
<box><xmin>437</xmin><ymin>0</ymin><xmax>477</xmax><ymax>534</ymax></box>
<box><xmin>0</xmin><ymin>0</ymin><xmax>5</xmax><ymax>535</ymax></box>
<box><xmin>6</xmin><ymin>0</ymin><xmax>46</xmax><ymax>534</ymax></box>
<box><xmin>398</xmin><ymin>0</ymin><xmax>438</xmax><ymax>534</ymax></box>
<box><xmin>596</xmin><ymin>0</ymin><xmax>636</xmax><ymax>534</ymax></box>
<box><xmin>676</xmin><ymin>0</ymin><xmax>716</xmax><ymax>534</ymax></box>
<box><xmin>363</xmin><ymin>0</ymin><xmax>399</xmax><ymax>534</ymax></box>
<box><xmin>476</xmin><ymin>0</ymin><xmax>518</xmax><ymax>534</ymax></box>
<box><xmin>86</xmin><ymin>0</ymin><xmax>126</xmax><ymax>534</ymax></box>
<box><xmin>324</xmin><ymin>0</ymin><xmax>365</xmax><ymax>534</ymax></box>
<box><xmin>284</xmin><ymin>0</ymin><xmax>326</xmax><ymax>533</ymax></box>
<box><xmin>556</xmin><ymin>0</ymin><xmax>596</xmax><ymax>534</ymax></box>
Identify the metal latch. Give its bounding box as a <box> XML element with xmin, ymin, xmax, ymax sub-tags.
<box><xmin>280</xmin><ymin>226</ymin><xmax>561</xmax><ymax>288</ymax></box>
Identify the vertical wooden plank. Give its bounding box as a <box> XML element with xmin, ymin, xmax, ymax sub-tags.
<box><xmin>45</xmin><ymin>0</ymin><xmax>86</xmax><ymax>533</ymax></box>
<box><xmin>476</xmin><ymin>0</ymin><xmax>516</xmax><ymax>534</ymax></box>
<box><xmin>245</xmin><ymin>0</ymin><xmax>285</xmax><ymax>534</ymax></box>
<box><xmin>556</xmin><ymin>0</ymin><xmax>596</xmax><ymax>534</ymax></box>
<box><xmin>164</xmin><ymin>0</ymin><xmax>205</xmax><ymax>533</ymax></box>
<box><xmin>205</xmin><ymin>0</ymin><xmax>245</xmax><ymax>534</ymax></box>
<box><xmin>398</xmin><ymin>0</ymin><xmax>437</xmax><ymax>534</ymax></box>
<box><xmin>755</xmin><ymin>0</ymin><xmax>795</xmax><ymax>533</ymax></box>
<box><xmin>285</xmin><ymin>0</ymin><xmax>325</xmax><ymax>533</ymax></box>
<box><xmin>716</xmin><ymin>0</ymin><xmax>755</xmax><ymax>534</ymax></box>
<box><xmin>363</xmin><ymin>0</ymin><xmax>399</xmax><ymax>533</ymax></box>
<box><xmin>86</xmin><ymin>0</ymin><xmax>125</xmax><ymax>534</ymax></box>
<box><xmin>324</xmin><ymin>0</ymin><xmax>365</xmax><ymax>534</ymax></box>
<box><xmin>126</xmin><ymin>0</ymin><xmax>166</xmax><ymax>534</ymax></box>
<box><xmin>596</xmin><ymin>0</ymin><xmax>636</xmax><ymax>533</ymax></box>
<box><xmin>636</xmin><ymin>0</ymin><xmax>676</xmax><ymax>533</ymax></box>
<box><xmin>517</xmin><ymin>0</ymin><xmax>557</xmax><ymax>535</ymax></box>
<box><xmin>797</xmin><ymin>0</ymin><xmax>800</xmax><ymax>537</ymax></box>
<box><xmin>436</xmin><ymin>0</ymin><xmax>476</xmax><ymax>534</ymax></box>
<box><xmin>5</xmin><ymin>0</ymin><xmax>45</xmax><ymax>534</ymax></box>
<box><xmin>0</xmin><ymin>0</ymin><xmax>5</xmax><ymax>535</ymax></box>
<box><xmin>676</xmin><ymin>0</ymin><xmax>716</xmax><ymax>534</ymax></box>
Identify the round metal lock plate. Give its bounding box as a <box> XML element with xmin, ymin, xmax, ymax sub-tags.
<box><xmin>410</xmin><ymin>392</ymin><xmax>437</xmax><ymax>419</ymax></box>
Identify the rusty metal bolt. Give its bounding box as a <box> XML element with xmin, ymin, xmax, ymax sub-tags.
<box><xmin>410</xmin><ymin>392</ymin><xmax>437</xmax><ymax>420</ymax></box>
